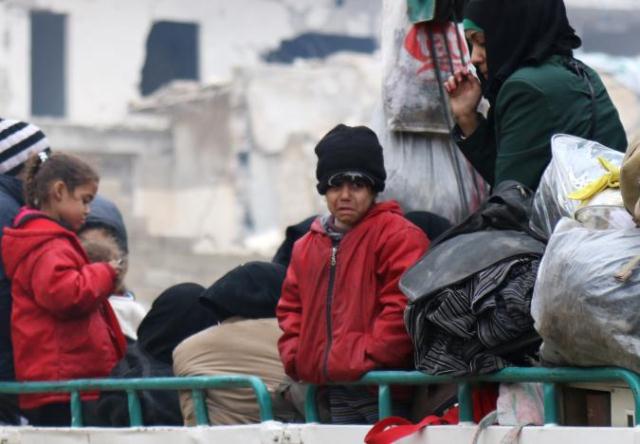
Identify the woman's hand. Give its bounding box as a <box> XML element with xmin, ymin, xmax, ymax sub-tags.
<box><xmin>444</xmin><ymin>66</ymin><xmax>483</xmax><ymax>137</ymax></box>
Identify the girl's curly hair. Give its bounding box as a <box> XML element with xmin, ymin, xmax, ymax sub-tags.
<box><xmin>23</xmin><ymin>152</ymin><xmax>99</xmax><ymax>209</ymax></box>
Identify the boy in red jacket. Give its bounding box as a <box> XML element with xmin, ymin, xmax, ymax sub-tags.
<box><xmin>276</xmin><ymin>124</ymin><xmax>429</xmax><ymax>424</ymax></box>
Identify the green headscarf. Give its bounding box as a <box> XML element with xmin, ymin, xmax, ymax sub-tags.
<box><xmin>462</xmin><ymin>18</ymin><xmax>483</xmax><ymax>34</ymax></box>
<box><xmin>463</xmin><ymin>0</ymin><xmax>580</xmax><ymax>102</ymax></box>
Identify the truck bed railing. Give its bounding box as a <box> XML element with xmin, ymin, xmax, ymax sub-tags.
<box><xmin>1</xmin><ymin>367</ymin><xmax>639</xmax><ymax>427</ymax></box>
<box><xmin>305</xmin><ymin>367</ymin><xmax>640</xmax><ymax>426</ymax></box>
<box><xmin>0</xmin><ymin>375</ymin><xmax>273</xmax><ymax>427</ymax></box>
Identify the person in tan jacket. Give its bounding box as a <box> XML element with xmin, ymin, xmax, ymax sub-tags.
<box><xmin>172</xmin><ymin>261</ymin><xmax>299</xmax><ymax>425</ymax></box>
<box><xmin>174</xmin><ymin>317</ymin><xmax>298</xmax><ymax>425</ymax></box>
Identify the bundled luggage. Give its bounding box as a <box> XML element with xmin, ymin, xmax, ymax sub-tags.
<box><xmin>530</xmin><ymin>134</ymin><xmax>633</xmax><ymax>238</ymax></box>
<box><xmin>526</xmin><ymin>133</ymin><xmax>640</xmax><ymax>370</ymax></box>
<box><xmin>531</xmin><ymin>218</ymin><xmax>640</xmax><ymax>371</ymax></box>
<box><xmin>402</xmin><ymin>182</ymin><xmax>545</xmax><ymax>376</ymax></box>
<box><xmin>382</xmin><ymin>0</ymin><xmax>468</xmax><ymax>133</ymax></box>
<box><xmin>376</xmin><ymin>0</ymin><xmax>489</xmax><ymax>223</ymax></box>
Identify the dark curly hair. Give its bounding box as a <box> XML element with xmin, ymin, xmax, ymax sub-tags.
<box><xmin>23</xmin><ymin>152</ymin><xmax>99</xmax><ymax>209</ymax></box>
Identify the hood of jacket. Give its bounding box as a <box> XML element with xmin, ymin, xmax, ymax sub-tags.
<box><xmin>310</xmin><ymin>200</ymin><xmax>403</xmax><ymax>235</ymax></box>
<box><xmin>85</xmin><ymin>195</ymin><xmax>128</xmax><ymax>254</ymax></box>
<box><xmin>2</xmin><ymin>208</ymin><xmax>82</xmax><ymax>280</ymax></box>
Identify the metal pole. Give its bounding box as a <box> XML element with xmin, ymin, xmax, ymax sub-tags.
<box><xmin>70</xmin><ymin>390</ymin><xmax>83</xmax><ymax>428</ymax></box>
<box><xmin>543</xmin><ymin>382</ymin><xmax>559</xmax><ymax>426</ymax></box>
<box><xmin>126</xmin><ymin>389</ymin><xmax>143</xmax><ymax>426</ymax></box>
<box><xmin>192</xmin><ymin>389</ymin><xmax>209</xmax><ymax>426</ymax></box>
<box><xmin>305</xmin><ymin>385</ymin><xmax>320</xmax><ymax>423</ymax></box>
<box><xmin>378</xmin><ymin>384</ymin><xmax>393</xmax><ymax>419</ymax></box>
<box><xmin>458</xmin><ymin>382</ymin><xmax>474</xmax><ymax>423</ymax></box>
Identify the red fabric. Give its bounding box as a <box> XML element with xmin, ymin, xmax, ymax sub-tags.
<box><xmin>472</xmin><ymin>383</ymin><xmax>499</xmax><ymax>422</ymax></box>
<box><xmin>277</xmin><ymin>201</ymin><xmax>429</xmax><ymax>383</ymax></box>
<box><xmin>364</xmin><ymin>384</ymin><xmax>499</xmax><ymax>444</ymax></box>
<box><xmin>364</xmin><ymin>414</ymin><xmax>449</xmax><ymax>444</ymax></box>
<box><xmin>1</xmin><ymin>209</ymin><xmax>126</xmax><ymax>409</ymax></box>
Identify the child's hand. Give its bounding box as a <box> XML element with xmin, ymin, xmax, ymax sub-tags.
<box><xmin>108</xmin><ymin>259</ymin><xmax>124</xmax><ymax>278</ymax></box>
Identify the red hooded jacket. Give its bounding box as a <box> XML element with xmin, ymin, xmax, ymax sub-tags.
<box><xmin>277</xmin><ymin>201</ymin><xmax>429</xmax><ymax>384</ymax></box>
<box><xmin>1</xmin><ymin>209</ymin><xmax>126</xmax><ymax>409</ymax></box>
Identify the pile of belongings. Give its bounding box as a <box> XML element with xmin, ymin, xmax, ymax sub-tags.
<box><xmin>531</xmin><ymin>217</ymin><xmax>640</xmax><ymax>371</ymax></box>
<box><xmin>530</xmin><ymin>134</ymin><xmax>634</xmax><ymax>237</ymax></box>
<box><xmin>402</xmin><ymin>182</ymin><xmax>545</xmax><ymax>376</ymax></box>
<box><xmin>530</xmin><ymin>136</ymin><xmax>640</xmax><ymax>371</ymax></box>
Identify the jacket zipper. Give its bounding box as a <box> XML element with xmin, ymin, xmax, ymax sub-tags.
<box><xmin>322</xmin><ymin>240</ymin><xmax>339</xmax><ymax>381</ymax></box>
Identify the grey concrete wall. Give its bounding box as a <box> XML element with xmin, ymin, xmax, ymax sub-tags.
<box><xmin>0</xmin><ymin>0</ymin><xmax>381</xmax><ymax>124</ymax></box>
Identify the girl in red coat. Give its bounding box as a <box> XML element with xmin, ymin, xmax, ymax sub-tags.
<box><xmin>1</xmin><ymin>152</ymin><xmax>126</xmax><ymax>426</ymax></box>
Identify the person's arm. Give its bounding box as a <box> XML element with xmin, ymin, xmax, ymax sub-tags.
<box><xmin>493</xmin><ymin>80</ymin><xmax>556</xmax><ymax>189</ymax></box>
<box><xmin>366</xmin><ymin>226</ymin><xmax>429</xmax><ymax>368</ymax></box>
<box><xmin>454</xmin><ymin>114</ymin><xmax>497</xmax><ymax>185</ymax></box>
<box><xmin>30</xmin><ymin>242</ymin><xmax>116</xmax><ymax>319</ymax></box>
<box><xmin>276</xmin><ymin>263</ymin><xmax>303</xmax><ymax>380</ymax></box>
<box><xmin>445</xmin><ymin>67</ymin><xmax>497</xmax><ymax>185</ymax></box>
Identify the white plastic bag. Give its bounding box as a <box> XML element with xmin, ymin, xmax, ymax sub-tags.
<box><xmin>497</xmin><ymin>383</ymin><xmax>544</xmax><ymax>426</ymax></box>
<box><xmin>377</xmin><ymin>0</ymin><xmax>487</xmax><ymax>222</ymax></box>
<box><xmin>531</xmin><ymin>218</ymin><xmax>640</xmax><ymax>371</ymax></box>
<box><xmin>373</xmin><ymin>109</ymin><xmax>488</xmax><ymax>223</ymax></box>
<box><xmin>381</xmin><ymin>0</ymin><xmax>469</xmax><ymax>133</ymax></box>
<box><xmin>530</xmin><ymin>134</ymin><xmax>633</xmax><ymax>238</ymax></box>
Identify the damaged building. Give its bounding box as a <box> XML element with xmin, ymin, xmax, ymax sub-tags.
<box><xmin>0</xmin><ymin>0</ymin><xmax>638</xmax><ymax>302</ymax></box>
<box><xmin>0</xmin><ymin>0</ymin><xmax>383</xmax><ymax>301</ymax></box>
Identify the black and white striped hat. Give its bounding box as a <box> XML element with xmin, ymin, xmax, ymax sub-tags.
<box><xmin>0</xmin><ymin>119</ymin><xmax>50</xmax><ymax>175</ymax></box>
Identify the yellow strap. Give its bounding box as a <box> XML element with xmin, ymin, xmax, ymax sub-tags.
<box><xmin>568</xmin><ymin>156</ymin><xmax>620</xmax><ymax>202</ymax></box>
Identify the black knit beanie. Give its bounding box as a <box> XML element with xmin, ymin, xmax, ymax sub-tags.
<box><xmin>315</xmin><ymin>124</ymin><xmax>386</xmax><ymax>195</ymax></box>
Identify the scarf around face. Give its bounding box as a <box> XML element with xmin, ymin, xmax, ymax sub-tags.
<box><xmin>464</xmin><ymin>0</ymin><xmax>581</xmax><ymax>103</ymax></box>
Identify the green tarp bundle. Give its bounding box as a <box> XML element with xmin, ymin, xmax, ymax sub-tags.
<box><xmin>407</xmin><ymin>0</ymin><xmax>464</xmax><ymax>24</ymax></box>
<box><xmin>407</xmin><ymin>0</ymin><xmax>437</xmax><ymax>23</ymax></box>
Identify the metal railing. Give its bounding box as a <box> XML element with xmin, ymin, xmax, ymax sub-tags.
<box><xmin>304</xmin><ymin>367</ymin><xmax>640</xmax><ymax>426</ymax></box>
<box><xmin>2</xmin><ymin>367</ymin><xmax>640</xmax><ymax>427</ymax></box>
<box><xmin>0</xmin><ymin>375</ymin><xmax>273</xmax><ymax>427</ymax></box>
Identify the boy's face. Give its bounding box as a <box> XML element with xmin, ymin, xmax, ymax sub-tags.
<box><xmin>325</xmin><ymin>178</ymin><xmax>375</xmax><ymax>229</ymax></box>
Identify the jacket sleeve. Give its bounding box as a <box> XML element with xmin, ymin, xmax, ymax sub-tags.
<box><xmin>276</xmin><ymin>263</ymin><xmax>302</xmax><ymax>381</ymax></box>
<box><xmin>30</xmin><ymin>243</ymin><xmax>116</xmax><ymax>319</ymax></box>
<box><xmin>0</xmin><ymin>198</ymin><xmax>20</xmax><ymax>283</ymax></box>
<box><xmin>367</xmin><ymin>226</ymin><xmax>429</xmax><ymax>368</ymax></box>
<box><xmin>454</xmin><ymin>113</ymin><xmax>497</xmax><ymax>186</ymax></box>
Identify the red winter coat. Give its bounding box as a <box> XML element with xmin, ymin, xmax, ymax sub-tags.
<box><xmin>277</xmin><ymin>201</ymin><xmax>429</xmax><ymax>384</ymax></box>
<box><xmin>1</xmin><ymin>209</ymin><xmax>126</xmax><ymax>409</ymax></box>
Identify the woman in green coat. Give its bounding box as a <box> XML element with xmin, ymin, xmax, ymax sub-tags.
<box><xmin>444</xmin><ymin>0</ymin><xmax>627</xmax><ymax>190</ymax></box>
